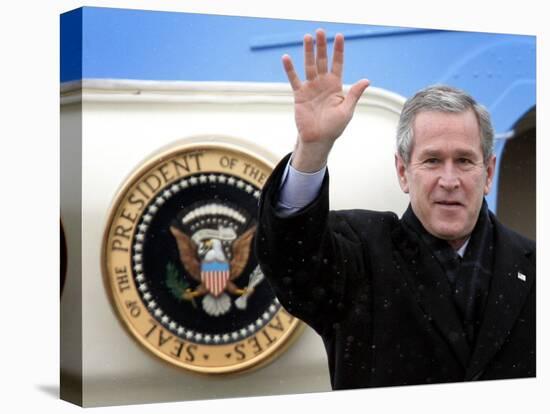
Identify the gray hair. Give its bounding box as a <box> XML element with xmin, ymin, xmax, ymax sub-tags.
<box><xmin>396</xmin><ymin>85</ymin><xmax>494</xmax><ymax>165</ymax></box>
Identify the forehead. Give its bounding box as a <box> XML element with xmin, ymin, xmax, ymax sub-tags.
<box><xmin>412</xmin><ymin>109</ymin><xmax>482</xmax><ymax>154</ymax></box>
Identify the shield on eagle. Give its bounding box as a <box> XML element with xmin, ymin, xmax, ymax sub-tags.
<box><xmin>201</xmin><ymin>261</ymin><xmax>231</xmax><ymax>297</ymax></box>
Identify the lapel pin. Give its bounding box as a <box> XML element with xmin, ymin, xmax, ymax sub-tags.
<box><xmin>517</xmin><ymin>272</ymin><xmax>527</xmax><ymax>282</ymax></box>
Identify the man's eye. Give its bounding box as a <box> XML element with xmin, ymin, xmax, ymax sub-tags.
<box><xmin>424</xmin><ymin>158</ymin><xmax>439</xmax><ymax>164</ymax></box>
<box><xmin>458</xmin><ymin>158</ymin><xmax>473</xmax><ymax>164</ymax></box>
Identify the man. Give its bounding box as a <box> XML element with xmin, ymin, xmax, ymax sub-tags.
<box><xmin>254</xmin><ymin>29</ymin><xmax>535</xmax><ymax>389</ymax></box>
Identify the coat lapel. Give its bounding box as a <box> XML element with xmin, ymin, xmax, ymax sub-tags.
<box><xmin>391</xmin><ymin>224</ymin><xmax>472</xmax><ymax>368</ymax></box>
<box><xmin>465</xmin><ymin>218</ymin><xmax>535</xmax><ymax>380</ymax></box>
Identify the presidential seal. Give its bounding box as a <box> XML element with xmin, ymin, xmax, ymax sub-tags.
<box><xmin>102</xmin><ymin>138</ymin><xmax>303</xmax><ymax>374</ymax></box>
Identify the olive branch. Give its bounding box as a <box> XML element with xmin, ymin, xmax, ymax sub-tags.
<box><xmin>165</xmin><ymin>262</ymin><xmax>197</xmax><ymax>308</ymax></box>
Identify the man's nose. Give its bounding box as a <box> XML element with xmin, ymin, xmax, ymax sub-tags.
<box><xmin>438</xmin><ymin>162</ymin><xmax>460</xmax><ymax>190</ymax></box>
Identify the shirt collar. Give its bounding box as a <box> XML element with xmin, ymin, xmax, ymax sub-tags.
<box><xmin>456</xmin><ymin>238</ymin><xmax>470</xmax><ymax>257</ymax></box>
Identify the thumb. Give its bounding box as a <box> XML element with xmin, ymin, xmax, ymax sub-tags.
<box><xmin>343</xmin><ymin>79</ymin><xmax>370</xmax><ymax>114</ymax></box>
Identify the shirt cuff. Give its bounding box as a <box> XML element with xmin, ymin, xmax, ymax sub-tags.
<box><xmin>277</xmin><ymin>157</ymin><xmax>326</xmax><ymax>211</ymax></box>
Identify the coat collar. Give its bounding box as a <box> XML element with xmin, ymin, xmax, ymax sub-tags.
<box><xmin>391</xmin><ymin>219</ymin><xmax>472</xmax><ymax>368</ymax></box>
<box><xmin>465</xmin><ymin>213</ymin><xmax>535</xmax><ymax>379</ymax></box>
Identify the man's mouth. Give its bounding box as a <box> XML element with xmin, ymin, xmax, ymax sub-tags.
<box><xmin>435</xmin><ymin>200</ymin><xmax>463</xmax><ymax>207</ymax></box>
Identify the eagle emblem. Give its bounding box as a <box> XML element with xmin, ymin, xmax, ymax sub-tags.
<box><xmin>168</xmin><ymin>203</ymin><xmax>258</xmax><ymax>316</ymax></box>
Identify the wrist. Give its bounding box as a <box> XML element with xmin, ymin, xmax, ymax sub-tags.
<box><xmin>291</xmin><ymin>139</ymin><xmax>332</xmax><ymax>173</ymax></box>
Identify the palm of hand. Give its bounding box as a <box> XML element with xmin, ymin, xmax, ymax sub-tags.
<box><xmin>282</xmin><ymin>29</ymin><xmax>369</xmax><ymax>171</ymax></box>
<box><xmin>294</xmin><ymin>73</ymin><xmax>349</xmax><ymax>144</ymax></box>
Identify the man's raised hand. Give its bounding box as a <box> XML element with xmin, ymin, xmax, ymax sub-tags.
<box><xmin>283</xmin><ymin>29</ymin><xmax>370</xmax><ymax>172</ymax></box>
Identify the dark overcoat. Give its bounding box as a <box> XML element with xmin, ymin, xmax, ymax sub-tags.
<box><xmin>255</xmin><ymin>154</ymin><xmax>536</xmax><ymax>389</ymax></box>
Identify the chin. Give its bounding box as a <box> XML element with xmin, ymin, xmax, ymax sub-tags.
<box><xmin>430</xmin><ymin>223</ymin><xmax>465</xmax><ymax>241</ymax></box>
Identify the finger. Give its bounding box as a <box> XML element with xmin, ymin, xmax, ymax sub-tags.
<box><xmin>303</xmin><ymin>33</ymin><xmax>317</xmax><ymax>81</ymax></box>
<box><xmin>316</xmin><ymin>28</ymin><xmax>328</xmax><ymax>74</ymax></box>
<box><xmin>343</xmin><ymin>79</ymin><xmax>370</xmax><ymax>114</ymax></box>
<box><xmin>282</xmin><ymin>54</ymin><xmax>302</xmax><ymax>91</ymax></box>
<box><xmin>331</xmin><ymin>33</ymin><xmax>344</xmax><ymax>78</ymax></box>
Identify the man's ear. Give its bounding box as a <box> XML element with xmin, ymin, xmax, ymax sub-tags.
<box><xmin>484</xmin><ymin>154</ymin><xmax>497</xmax><ymax>195</ymax></box>
<box><xmin>395</xmin><ymin>153</ymin><xmax>409</xmax><ymax>194</ymax></box>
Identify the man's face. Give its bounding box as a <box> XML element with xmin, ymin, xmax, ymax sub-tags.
<box><xmin>395</xmin><ymin>109</ymin><xmax>496</xmax><ymax>249</ymax></box>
